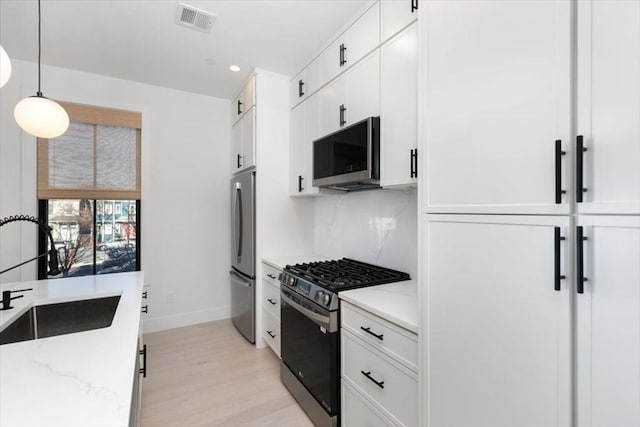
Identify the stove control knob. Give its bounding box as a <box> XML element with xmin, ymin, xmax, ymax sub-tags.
<box><xmin>317</xmin><ymin>292</ymin><xmax>330</xmax><ymax>306</ymax></box>
<box><xmin>289</xmin><ymin>276</ymin><xmax>296</xmax><ymax>287</ymax></box>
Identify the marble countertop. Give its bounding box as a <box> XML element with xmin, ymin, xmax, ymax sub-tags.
<box><xmin>339</xmin><ymin>280</ymin><xmax>418</xmax><ymax>334</ymax></box>
<box><xmin>0</xmin><ymin>271</ymin><xmax>144</xmax><ymax>427</ymax></box>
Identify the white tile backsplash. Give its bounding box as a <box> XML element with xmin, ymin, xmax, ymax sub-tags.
<box><xmin>313</xmin><ymin>188</ymin><xmax>417</xmax><ymax>278</ymax></box>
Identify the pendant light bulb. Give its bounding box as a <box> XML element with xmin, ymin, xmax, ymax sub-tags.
<box><xmin>0</xmin><ymin>45</ymin><xmax>11</xmax><ymax>88</ymax></box>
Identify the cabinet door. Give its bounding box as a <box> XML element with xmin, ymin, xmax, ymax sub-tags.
<box><xmin>322</xmin><ymin>37</ymin><xmax>345</xmax><ymax>85</ymax></box>
<box><xmin>305</xmin><ymin>57</ymin><xmax>322</xmax><ymax>97</ymax></box>
<box><xmin>303</xmin><ymin>94</ymin><xmax>321</xmax><ymax>195</ymax></box>
<box><xmin>576</xmin><ymin>0</ymin><xmax>640</xmax><ymax>214</ymax></box>
<box><xmin>423</xmin><ymin>1</ymin><xmax>572</xmax><ymax>214</ymax></box>
<box><xmin>381</xmin><ymin>0</ymin><xmax>417</xmax><ymax>42</ymax></box>
<box><xmin>346</xmin><ymin>50</ymin><xmax>380</xmax><ymax>127</ymax></box>
<box><xmin>424</xmin><ymin>214</ymin><xmax>571</xmax><ymax>426</ymax></box>
<box><xmin>344</xmin><ymin>3</ymin><xmax>380</xmax><ymax>68</ymax></box>
<box><xmin>576</xmin><ymin>216</ymin><xmax>640</xmax><ymax>426</ymax></box>
<box><xmin>290</xmin><ymin>71</ymin><xmax>305</xmax><ymax>108</ymax></box>
<box><xmin>231</xmin><ymin>120</ymin><xmax>242</xmax><ymax>173</ymax></box>
<box><xmin>242</xmin><ymin>75</ymin><xmax>256</xmax><ymax>111</ymax></box>
<box><xmin>380</xmin><ymin>24</ymin><xmax>417</xmax><ymax>188</ymax></box>
<box><xmin>321</xmin><ymin>74</ymin><xmax>347</xmax><ymax>136</ymax></box>
<box><xmin>231</xmin><ymin>95</ymin><xmax>242</xmax><ymax>125</ymax></box>
<box><xmin>289</xmin><ymin>104</ymin><xmax>305</xmax><ymax>195</ymax></box>
<box><xmin>240</xmin><ymin>106</ymin><xmax>255</xmax><ymax>170</ymax></box>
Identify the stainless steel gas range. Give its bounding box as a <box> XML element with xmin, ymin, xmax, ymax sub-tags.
<box><xmin>279</xmin><ymin>258</ymin><xmax>410</xmax><ymax>427</ymax></box>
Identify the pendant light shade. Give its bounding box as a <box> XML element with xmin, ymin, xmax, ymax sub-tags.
<box><xmin>14</xmin><ymin>95</ymin><xmax>70</xmax><ymax>138</ymax></box>
<box><xmin>14</xmin><ymin>0</ymin><xmax>69</xmax><ymax>139</ymax></box>
<box><xmin>0</xmin><ymin>45</ymin><xmax>11</xmax><ymax>88</ymax></box>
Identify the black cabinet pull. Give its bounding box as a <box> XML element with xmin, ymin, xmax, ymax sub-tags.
<box><xmin>141</xmin><ymin>305</ymin><xmax>148</xmax><ymax>314</ymax></box>
<box><xmin>554</xmin><ymin>227</ymin><xmax>566</xmax><ymax>291</ymax></box>
<box><xmin>339</xmin><ymin>104</ymin><xmax>347</xmax><ymax>127</ymax></box>
<box><xmin>267</xmin><ymin>274</ymin><xmax>277</xmax><ymax>280</ymax></box>
<box><xmin>555</xmin><ymin>140</ymin><xmax>566</xmax><ymax>204</ymax></box>
<box><xmin>361</xmin><ymin>370</ymin><xmax>385</xmax><ymax>389</ymax></box>
<box><xmin>576</xmin><ymin>135</ymin><xmax>588</xmax><ymax>203</ymax></box>
<box><xmin>267</xmin><ymin>330</ymin><xmax>276</xmax><ymax>339</ymax></box>
<box><xmin>237</xmin><ymin>154</ymin><xmax>242</xmax><ymax>169</ymax></box>
<box><xmin>340</xmin><ymin>43</ymin><xmax>347</xmax><ymax>66</ymax></box>
<box><xmin>237</xmin><ymin>100</ymin><xmax>243</xmax><ymax>115</ymax></box>
<box><xmin>267</xmin><ymin>298</ymin><xmax>277</xmax><ymax>305</ymax></box>
<box><xmin>139</xmin><ymin>344</ymin><xmax>147</xmax><ymax>378</ymax></box>
<box><xmin>298</xmin><ymin>175</ymin><xmax>304</xmax><ymax>192</ymax></box>
<box><xmin>142</xmin><ymin>291</ymin><xmax>147</xmax><ymax>299</ymax></box>
<box><xmin>298</xmin><ymin>80</ymin><xmax>305</xmax><ymax>98</ymax></box>
<box><xmin>360</xmin><ymin>326</ymin><xmax>384</xmax><ymax>340</ymax></box>
<box><xmin>576</xmin><ymin>226</ymin><xmax>588</xmax><ymax>294</ymax></box>
<box><xmin>411</xmin><ymin>0</ymin><xmax>418</xmax><ymax>12</ymax></box>
<box><xmin>410</xmin><ymin>149</ymin><xmax>418</xmax><ymax>178</ymax></box>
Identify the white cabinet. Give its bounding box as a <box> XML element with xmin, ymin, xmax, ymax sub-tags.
<box><xmin>321</xmin><ymin>3</ymin><xmax>380</xmax><ymax>85</ymax></box>
<box><xmin>576</xmin><ymin>0</ymin><xmax>640</xmax><ymax>215</ymax></box>
<box><xmin>262</xmin><ymin>262</ymin><xmax>282</xmax><ymax>357</ymax></box>
<box><xmin>231</xmin><ymin>106</ymin><xmax>256</xmax><ymax>174</ymax></box>
<box><xmin>232</xmin><ymin>75</ymin><xmax>256</xmax><ymax>125</ymax></box>
<box><xmin>423</xmin><ymin>214</ymin><xmax>571</xmax><ymax>426</ymax></box>
<box><xmin>321</xmin><ymin>74</ymin><xmax>347</xmax><ymax>136</ymax></box>
<box><xmin>290</xmin><ymin>94</ymin><xmax>322</xmax><ymax>197</ymax></box>
<box><xmin>423</xmin><ymin>0</ymin><xmax>572</xmax><ymax>214</ymax></box>
<box><xmin>576</xmin><ymin>216</ymin><xmax>640</xmax><ymax>426</ymax></box>
<box><xmin>341</xmin><ymin>301</ymin><xmax>418</xmax><ymax>427</ymax></box>
<box><xmin>381</xmin><ymin>0</ymin><xmax>418</xmax><ymax>42</ymax></box>
<box><xmin>380</xmin><ymin>23</ymin><xmax>418</xmax><ymax>187</ymax></box>
<box><xmin>290</xmin><ymin>58</ymin><xmax>322</xmax><ymax>108</ymax></box>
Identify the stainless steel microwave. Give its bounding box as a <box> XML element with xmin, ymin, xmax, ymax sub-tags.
<box><xmin>312</xmin><ymin>116</ymin><xmax>380</xmax><ymax>191</ymax></box>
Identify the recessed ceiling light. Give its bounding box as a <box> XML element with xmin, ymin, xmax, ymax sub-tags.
<box><xmin>229</xmin><ymin>65</ymin><xmax>240</xmax><ymax>72</ymax></box>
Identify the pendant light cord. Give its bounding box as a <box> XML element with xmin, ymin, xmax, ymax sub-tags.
<box><xmin>37</xmin><ymin>0</ymin><xmax>42</xmax><ymax>97</ymax></box>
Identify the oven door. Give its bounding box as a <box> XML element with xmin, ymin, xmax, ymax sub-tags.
<box><xmin>280</xmin><ymin>287</ymin><xmax>339</xmax><ymax>415</ymax></box>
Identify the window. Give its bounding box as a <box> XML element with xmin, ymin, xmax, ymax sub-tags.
<box><xmin>37</xmin><ymin>102</ymin><xmax>141</xmax><ymax>279</ymax></box>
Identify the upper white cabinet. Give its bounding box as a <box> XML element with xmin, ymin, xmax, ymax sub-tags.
<box><xmin>321</xmin><ymin>3</ymin><xmax>380</xmax><ymax>85</ymax></box>
<box><xmin>231</xmin><ymin>75</ymin><xmax>256</xmax><ymax>125</ymax></box>
<box><xmin>290</xmin><ymin>57</ymin><xmax>322</xmax><ymax>108</ymax></box>
<box><xmin>289</xmin><ymin>94</ymin><xmax>321</xmax><ymax>197</ymax></box>
<box><xmin>231</xmin><ymin>106</ymin><xmax>255</xmax><ymax>174</ymax></box>
<box><xmin>381</xmin><ymin>0</ymin><xmax>418</xmax><ymax>42</ymax></box>
<box><xmin>576</xmin><ymin>215</ymin><xmax>640</xmax><ymax>426</ymax></box>
<box><xmin>380</xmin><ymin>23</ymin><xmax>418</xmax><ymax>187</ymax></box>
<box><xmin>424</xmin><ymin>0</ymin><xmax>572</xmax><ymax>214</ymax></box>
<box><xmin>576</xmin><ymin>0</ymin><xmax>640</xmax><ymax>215</ymax></box>
<box><xmin>321</xmin><ymin>74</ymin><xmax>348</xmax><ymax>136</ymax></box>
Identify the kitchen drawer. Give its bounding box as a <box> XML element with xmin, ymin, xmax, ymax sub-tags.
<box><xmin>341</xmin><ymin>301</ymin><xmax>418</xmax><ymax>372</ymax></box>
<box><xmin>263</xmin><ymin>310</ymin><xmax>281</xmax><ymax>358</ymax></box>
<box><xmin>342</xmin><ymin>378</ymin><xmax>396</xmax><ymax>427</ymax></box>
<box><xmin>262</xmin><ymin>263</ymin><xmax>281</xmax><ymax>287</ymax></box>
<box><xmin>263</xmin><ymin>281</ymin><xmax>280</xmax><ymax>320</ymax></box>
<box><xmin>342</xmin><ymin>330</ymin><xmax>418</xmax><ymax>427</ymax></box>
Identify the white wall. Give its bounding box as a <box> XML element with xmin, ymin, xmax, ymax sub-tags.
<box><xmin>0</xmin><ymin>59</ymin><xmax>231</xmax><ymax>332</ymax></box>
<box><xmin>314</xmin><ymin>188</ymin><xmax>417</xmax><ymax>278</ymax></box>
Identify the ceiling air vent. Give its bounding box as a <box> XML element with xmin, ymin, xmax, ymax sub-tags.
<box><xmin>175</xmin><ymin>3</ymin><xmax>216</xmax><ymax>34</ymax></box>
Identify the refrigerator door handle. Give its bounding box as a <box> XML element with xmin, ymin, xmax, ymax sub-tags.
<box><xmin>234</xmin><ymin>182</ymin><xmax>243</xmax><ymax>262</ymax></box>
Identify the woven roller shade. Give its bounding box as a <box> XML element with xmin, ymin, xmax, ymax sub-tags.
<box><xmin>38</xmin><ymin>101</ymin><xmax>141</xmax><ymax>200</ymax></box>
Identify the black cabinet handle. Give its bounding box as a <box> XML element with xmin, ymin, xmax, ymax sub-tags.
<box><xmin>576</xmin><ymin>135</ymin><xmax>588</xmax><ymax>203</ymax></box>
<box><xmin>267</xmin><ymin>274</ymin><xmax>277</xmax><ymax>280</ymax></box>
<box><xmin>339</xmin><ymin>104</ymin><xmax>347</xmax><ymax>127</ymax></box>
<box><xmin>267</xmin><ymin>298</ymin><xmax>277</xmax><ymax>305</ymax></box>
<box><xmin>298</xmin><ymin>80</ymin><xmax>305</xmax><ymax>98</ymax></box>
<box><xmin>360</xmin><ymin>326</ymin><xmax>384</xmax><ymax>340</ymax></box>
<box><xmin>141</xmin><ymin>305</ymin><xmax>148</xmax><ymax>314</ymax></box>
<box><xmin>340</xmin><ymin>43</ymin><xmax>347</xmax><ymax>66</ymax></box>
<box><xmin>410</xmin><ymin>149</ymin><xmax>418</xmax><ymax>178</ymax></box>
<box><xmin>237</xmin><ymin>154</ymin><xmax>242</xmax><ymax>169</ymax></box>
<box><xmin>142</xmin><ymin>291</ymin><xmax>147</xmax><ymax>299</ymax></box>
<box><xmin>576</xmin><ymin>226</ymin><xmax>588</xmax><ymax>294</ymax></box>
<box><xmin>361</xmin><ymin>370</ymin><xmax>385</xmax><ymax>389</ymax></box>
<box><xmin>411</xmin><ymin>0</ymin><xmax>418</xmax><ymax>12</ymax></box>
<box><xmin>555</xmin><ymin>140</ymin><xmax>566</xmax><ymax>204</ymax></box>
<box><xmin>237</xmin><ymin>100</ymin><xmax>243</xmax><ymax>115</ymax></box>
<box><xmin>298</xmin><ymin>175</ymin><xmax>304</xmax><ymax>192</ymax></box>
<box><xmin>139</xmin><ymin>344</ymin><xmax>147</xmax><ymax>378</ymax></box>
<box><xmin>554</xmin><ymin>227</ymin><xmax>566</xmax><ymax>291</ymax></box>
<box><xmin>267</xmin><ymin>330</ymin><xmax>276</xmax><ymax>339</ymax></box>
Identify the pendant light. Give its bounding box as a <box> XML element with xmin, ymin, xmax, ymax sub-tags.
<box><xmin>14</xmin><ymin>0</ymin><xmax>69</xmax><ymax>139</ymax></box>
<box><xmin>0</xmin><ymin>45</ymin><xmax>11</xmax><ymax>88</ymax></box>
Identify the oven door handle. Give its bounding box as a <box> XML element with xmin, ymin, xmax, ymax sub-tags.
<box><xmin>281</xmin><ymin>291</ymin><xmax>332</xmax><ymax>331</ymax></box>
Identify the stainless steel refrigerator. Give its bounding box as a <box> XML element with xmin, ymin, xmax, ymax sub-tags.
<box><xmin>230</xmin><ymin>170</ymin><xmax>256</xmax><ymax>343</ymax></box>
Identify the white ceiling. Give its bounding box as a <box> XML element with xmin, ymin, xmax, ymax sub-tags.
<box><xmin>0</xmin><ymin>0</ymin><xmax>373</xmax><ymax>99</ymax></box>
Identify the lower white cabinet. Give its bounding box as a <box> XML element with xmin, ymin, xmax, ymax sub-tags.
<box><xmin>262</xmin><ymin>262</ymin><xmax>282</xmax><ymax>357</ymax></box>
<box><xmin>341</xmin><ymin>301</ymin><xmax>418</xmax><ymax>427</ymax></box>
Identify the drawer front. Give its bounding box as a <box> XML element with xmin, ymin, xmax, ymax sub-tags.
<box><xmin>263</xmin><ymin>281</ymin><xmax>280</xmax><ymax>319</ymax></box>
<box><xmin>342</xmin><ymin>379</ymin><xmax>396</xmax><ymax>427</ymax></box>
<box><xmin>263</xmin><ymin>310</ymin><xmax>281</xmax><ymax>358</ymax></box>
<box><xmin>342</xmin><ymin>302</ymin><xmax>418</xmax><ymax>372</ymax></box>
<box><xmin>342</xmin><ymin>330</ymin><xmax>418</xmax><ymax>427</ymax></box>
<box><xmin>262</xmin><ymin>263</ymin><xmax>281</xmax><ymax>287</ymax></box>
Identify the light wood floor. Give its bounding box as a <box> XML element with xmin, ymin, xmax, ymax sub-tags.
<box><xmin>140</xmin><ymin>319</ymin><xmax>315</xmax><ymax>427</ymax></box>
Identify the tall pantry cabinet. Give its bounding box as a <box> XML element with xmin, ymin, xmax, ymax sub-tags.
<box><xmin>419</xmin><ymin>1</ymin><xmax>640</xmax><ymax>426</ymax></box>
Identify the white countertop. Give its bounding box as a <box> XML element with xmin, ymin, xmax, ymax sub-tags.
<box><xmin>339</xmin><ymin>280</ymin><xmax>418</xmax><ymax>334</ymax></box>
<box><xmin>262</xmin><ymin>254</ymin><xmax>328</xmax><ymax>271</ymax></box>
<box><xmin>0</xmin><ymin>271</ymin><xmax>144</xmax><ymax>427</ymax></box>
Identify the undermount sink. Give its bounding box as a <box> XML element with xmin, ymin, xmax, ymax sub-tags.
<box><xmin>0</xmin><ymin>295</ymin><xmax>121</xmax><ymax>345</ymax></box>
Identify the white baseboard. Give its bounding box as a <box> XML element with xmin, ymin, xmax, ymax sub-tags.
<box><xmin>142</xmin><ymin>305</ymin><xmax>231</xmax><ymax>333</ymax></box>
